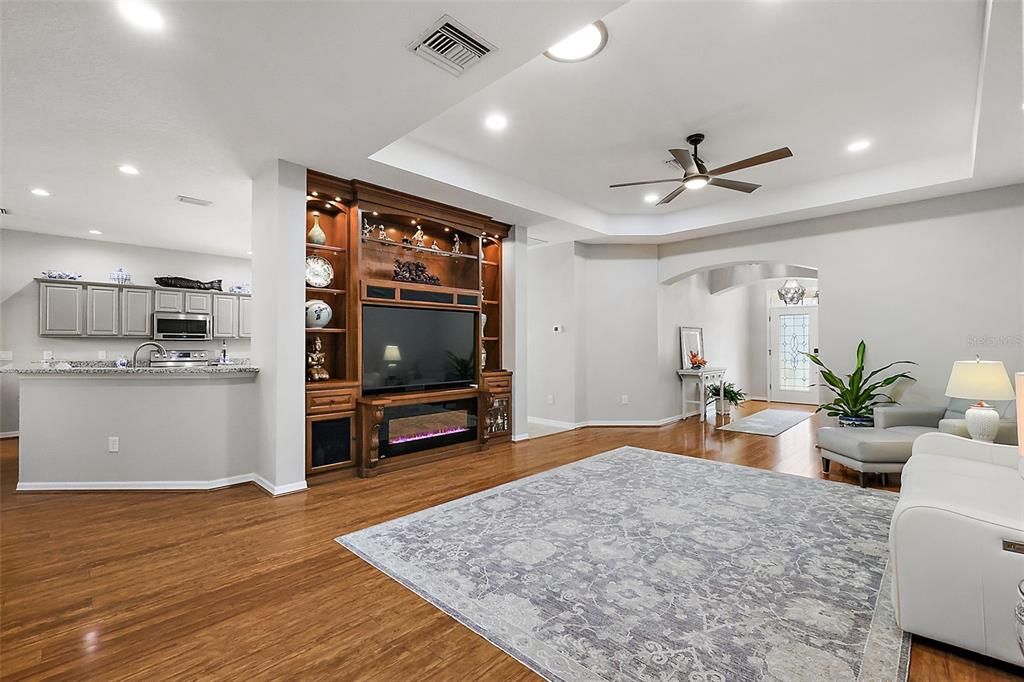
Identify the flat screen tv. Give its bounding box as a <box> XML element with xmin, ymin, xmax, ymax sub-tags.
<box><xmin>362</xmin><ymin>305</ymin><xmax>477</xmax><ymax>395</ymax></box>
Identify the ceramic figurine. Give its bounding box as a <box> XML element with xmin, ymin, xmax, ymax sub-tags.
<box><xmin>481</xmin><ymin>346</ymin><xmax>488</xmax><ymax>370</ymax></box>
<box><xmin>431</xmin><ymin>241</ymin><xmax>442</xmax><ymax>251</ymax></box>
<box><xmin>361</xmin><ymin>218</ymin><xmax>374</xmax><ymax>238</ymax></box>
<box><xmin>412</xmin><ymin>226</ymin><xmax>426</xmax><ymax>247</ymax></box>
<box><xmin>307</xmin><ymin>336</ymin><xmax>330</xmax><ymax>381</ymax></box>
<box><xmin>451</xmin><ymin>234</ymin><xmax>462</xmax><ymax>254</ymax></box>
<box><xmin>377</xmin><ymin>224</ymin><xmax>391</xmax><ymax>241</ymax></box>
<box><xmin>307</xmin><ymin>212</ymin><xmax>327</xmax><ymax>245</ymax></box>
<box><xmin>402</xmin><ymin>236</ymin><xmax>412</xmax><ymax>245</ymax></box>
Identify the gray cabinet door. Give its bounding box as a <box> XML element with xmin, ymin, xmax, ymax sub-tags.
<box><xmin>86</xmin><ymin>286</ymin><xmax>120</xmax><ymax>336</ymax></box>
<box><xmin>39</xmin><ymin>282</ymin><xmax>83</xmax><ymax>336</ymax></box>
<box><xmin>212</xmin><ymin>295</ymin><xmax>238</xmax><ymax>338</ymax></box>
<box><xmin>185</xmin><ymin>292</ymin><xmax>212</xmax><ymax>314</ymax></box>
<box><xmin>237</xmin><ymin>297</ymin><xmax>252</xmax><ymax>338</ymax></box>
<box><xmin>121</xmin><ymin>288</ymin><xmax>153</xmax><ymax>337</ymax></box>
<box><xmin>154</xmin><ymin>290</ymin><xmax>184</xmax><ymax>312</ymax></box>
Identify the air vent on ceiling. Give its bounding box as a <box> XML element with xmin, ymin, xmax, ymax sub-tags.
<box><xmin>409</xmin><ymin>15</ymin><xmax>496</xmax><ymax>76</ymax></box>
<box><xmin>176</xmin><ymin>194</ymin><xmax>213</xmax><ymax>207</ymax></box>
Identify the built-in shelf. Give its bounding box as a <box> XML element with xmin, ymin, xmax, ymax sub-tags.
<box><xmin>482</xmin><ymin>336</ymin><xmax>499</xmax><ymax>342</ymax></box>
<box><xmin>483</xmin><ymin>299</ymin><xmax>499</xmax><ymax>305</ymax></box>
<box><xmin>306</xmin><ymin>244</ymin><xmax>347</xmax><ymax>254</ymax></box>
<box><xmin>361</xmin><ymin>236</ymin><xmax>478</xmax><ymax>260</ymax></box>
<box><xmin>482</xmin><ymin>260</ymin><xmax>498</xmax><ymax>266</ymax></box>
<box><xmin>306</xmin><ymin>328</ymin><xmax>347</xmax><ymax>333</ymax></box>
<box><xmin>306</xmin><ymin>287</ymin><xmax>346</xmax><ymax>295</ymax></box>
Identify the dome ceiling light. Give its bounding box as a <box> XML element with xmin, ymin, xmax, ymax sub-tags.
<box><xmin>544</xmin><ymin>21</ymin><xmax>608</xmax><ymax>62</ymax></box>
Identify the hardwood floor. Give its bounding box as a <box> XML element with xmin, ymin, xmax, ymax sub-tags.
<box><xmin>1</xmin><ymin>401</ymin><xmax>1019</xmax><ymax>680</ymax></box>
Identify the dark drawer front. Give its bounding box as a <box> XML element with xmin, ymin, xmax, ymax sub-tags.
<box><xmin>306</xmin><ymin>389</ymin><xmax>356</xmax><ymax>415</ymax></box>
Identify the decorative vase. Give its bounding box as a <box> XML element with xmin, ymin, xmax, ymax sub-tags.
<box><xmin>307</xmin><ymin>213</ymin><xmax>326</xmax><ymax>245</ymax></box>
<box><xmin>838</xmin><ymin>415</ymin><xmax>874</xmax><ymax>428</ymax></box>
<box><xmin>481</xmin><ymin>346</ymin><xmax>488</xmax><ymax>370</ymax></box>
<box><xmin>305</xmin><ymin>299</ymin><xmax>332</xmax><ymax>328</ymax></box>
<box><xmin>716</xmin><ymin>398</ymin><xmax>731</xmax><ymax>416</ymax></box>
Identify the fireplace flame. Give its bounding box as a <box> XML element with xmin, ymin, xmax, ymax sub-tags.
<box><xmin>389</xmin><ymin>425</ymin><xmax>471</xmax><ymax>445</ymax></box>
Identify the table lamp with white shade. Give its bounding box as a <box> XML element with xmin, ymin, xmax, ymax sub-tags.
<box><xmin>944</xmin><ymin>358</ymin><xmax>1015</xmax><ymax>442</ymax></box>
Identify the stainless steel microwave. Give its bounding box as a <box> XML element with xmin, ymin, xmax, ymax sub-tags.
<box><xmin>153</xmin><ymin>312</ymin><xmax>212</xmax><ymax>340</ymax></box>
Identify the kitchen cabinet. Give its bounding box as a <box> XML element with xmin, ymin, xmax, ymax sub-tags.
<box><xmin>154</xmin><ymin>290</ymin><xmax>184</xmax><ymax>313</ymax></box>
<box><xmin>38</xmin><ymin>282</ymin><xmax>83</xmax><ymax>336</ymax></box>
<box><xmin>212</xmin><ymin>295</ymin><xmax>238</xmax><ymax>338</ymax></box>
<box><xmin>86</xmin><ymin>286</ymin><xmax>120</xmax><ymax>336</ymax></box>
<box><xmin>185</xmin><ymin>292</ymin><xmax>212</xmax><ymax>314</ymax></box>
<box><xmin>121</xmin><ymin>288</ymin><xmax>153</xmax><ymax>337</ymax></box>
<box><xmin>238</xmin><ymin>296</ymin><xmax>252</xmax><ymax>338</ymax></box>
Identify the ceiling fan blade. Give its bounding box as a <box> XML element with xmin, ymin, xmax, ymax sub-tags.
<box><xmin>609</xmin><ymin>178</ymin><xmax>681</xmax><ymax>188</ymax></box>
<box><xmin>707</xmin><ymin>147</ymin><xmax>793</xmax><ymax>176</ymax></box>
<box><xmin>669</xmin><ymin>148</ymin><xmax>698</xmax><ymax>174</ymax></box>
<box><xmin>708</xmin><ymin>177</ymin><xmax>761</xmax><ymax>193</ymax></box>
<box><xmin>657</xmin><ymin>184</ymin><xmax>686</xmax><ymax>205</ymax></box>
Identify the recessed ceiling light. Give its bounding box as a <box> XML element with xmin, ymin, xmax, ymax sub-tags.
<box><xmin>847</xmin><ymin>139</ymin><xmax>871</xmax><ymax>152</ymax></box>
<box><xmin>117</xmin><ymin>1</ymin><xmax>165</xmax><ymax>32</ymax></box>
<box><xmin>484</xmin><ymin>112</ymin><xmax>508</xmax><ymax>132</ymax></box>
<box><xmin>118</xmin><ymin>164</ymin><xmax>140</xmax><ymax>175</ymax></box>
<box><xmin>643</xmin><ymin>192</ymin><xmax>659</xmax><ymax>204</ymax></box>
<box><xmin>31</xmin><ymin>188</ymin><xmax>51</xmax><ymax>197</ymax></box>
<box><xmin>88</xmin><ymin>230</ymin><xmax>103</xmax><ymax>235</ymax></box>
<box><xmin>544</xmin><ymin>21</ymin><xmax>608</xmax><ymax>62</ymax></box>
<box><xmin>683</xmin><ymin>175</ymin><xmax>709</xmax><ymax>190</ymax></box>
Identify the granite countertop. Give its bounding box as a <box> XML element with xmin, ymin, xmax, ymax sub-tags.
<box><xmin>0</xmin><ymin>362</ymin><xmax>259</xmax><ymax>376</ymax></box>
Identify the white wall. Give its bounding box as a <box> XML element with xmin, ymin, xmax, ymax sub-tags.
<box><xmin>660</xmin><ymin>185</ymin><xmax>1024</xmax><ymax>409</ymax></box>
<box><xmin>527</xmin><ymin>242</ymin><xmax>579</xmax><ymax>425</ymax></box>
<box><xmin>0</xmin><ymin>229</ymin><xmax>252</xmax><ymax>434</ymax></box>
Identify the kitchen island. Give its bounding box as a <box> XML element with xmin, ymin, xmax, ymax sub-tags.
<box><xmin>0</xmin><ymin>363</ymin><xmax>295</xmax><ymax>494</ymax></box>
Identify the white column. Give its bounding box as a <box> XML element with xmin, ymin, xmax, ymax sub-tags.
<box><xmin>251</xmin><ymin>159</ymin><xmax>307</xmax><ymax>494</ymax></box>
<box><xmin>503</xmin><ymin>225</ymin><xmax>530</xmax><ymax>440</ymax></box>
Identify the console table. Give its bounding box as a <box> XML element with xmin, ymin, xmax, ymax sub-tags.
<box><xmin>677</xmin><ymin>367</ymin><xmax>727</xmax><ymax>422</ymax></box>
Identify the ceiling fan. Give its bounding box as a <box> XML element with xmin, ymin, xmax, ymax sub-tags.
<box><xmin>610</xmin><ymin>133</ymin><xmax>793</xmax><ymax>205</ymax></box>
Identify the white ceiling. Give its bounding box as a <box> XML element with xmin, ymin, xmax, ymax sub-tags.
<box><xmin>2</xmin><ymin>0</ymin><xmax>1021</xmax><ymax>255</ymax></box>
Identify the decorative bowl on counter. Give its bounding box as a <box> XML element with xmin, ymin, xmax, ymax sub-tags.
<box><xmin>305</xmin><ymin>299</ymin><xmax>333</xmax><ymax>328</ymax></box>
<box><xmin>305</xmin><ymin>255</ymin><xmax>334</xmax><ymax>288</ymax></box>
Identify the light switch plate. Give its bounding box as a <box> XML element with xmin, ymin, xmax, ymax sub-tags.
<box><xmin>107</xmin><ymin>436</ymin><xmax>119</xmax><ymax>453</ymax></box>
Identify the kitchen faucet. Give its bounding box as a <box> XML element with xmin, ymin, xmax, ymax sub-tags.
<box><xmin>132</xmin><ymin>341</ymin><xmax>167</xmax><ymax>369</ymax></box>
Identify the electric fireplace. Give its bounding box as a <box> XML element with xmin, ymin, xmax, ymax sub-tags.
<box><xmin>379</xmin><ymin>398</ymin><xmax>478</xmax><ymax>458</ymax></box>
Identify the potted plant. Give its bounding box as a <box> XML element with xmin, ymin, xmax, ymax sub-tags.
<box><xmin>706</xmin><ymin>382</ymin><xmax>746</xmax><ymax>416</ymax></box>
<box><xmin>803</xmin><ymin>340</ymin><xmax>916</xmax><ymax>427</ymax></box>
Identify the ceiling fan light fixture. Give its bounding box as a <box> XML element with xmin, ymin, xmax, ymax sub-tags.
<box><xmin>544</xmin><ymin>21</ymin><xmax>608</xmax><ymax>62</ymax></box>
<box><xmin>683</xmin><ymin>175</ymin><xmax>709</xmax><ymax>190</ymax></box>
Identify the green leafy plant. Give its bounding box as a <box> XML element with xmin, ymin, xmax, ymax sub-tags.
<box><xmin>706</xmin><ymin>382</ymin><xmax>747</xmax><ymax>406</ymax></box>
<box><xmin>804</xmin><ymin>340</ymin><xmax>916</xmax><ymax>419</ymax></box>
<box><xmin>446</xmin><ymin>351</ymin><xmax>476</xmax><ymax>381</ymax></box>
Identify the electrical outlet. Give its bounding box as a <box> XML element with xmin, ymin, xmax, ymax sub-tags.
<box><xmin>546</xmin><ymin>394</ymin><xmax>554</xmax><ymax>404</ymax></box>
<box><xmin>107</xmin><ymin>436</ymin><xmax>119</xmax><ymax>453</ymax></box>
<box><xmin>621</xmin><ymin>395</ymin><xmax>630</xmax><ymax>405</ymax></box>
<box><xmin>42</xmin><ymin>350</ymin><xmax>54</xmax><ymax>360</ymax></box>
<box><xmin>0</xmin><ymin>351</ymin><xmax>12</xmax><ymax>361</ymax></box>
<box><xmin>97</xmin><ymin>350</ymin><xmax>107</xmax><ymax>360</ymax></box>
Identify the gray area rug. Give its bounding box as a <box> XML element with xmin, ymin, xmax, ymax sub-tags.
<box><xmin>338</xmin><ymin>447</ymin><xmax>910</xmax><ymax>682</ymax></box>
<box><xmin>717</xmin><ymin>408</ymin><xmax>814</xmax><ymax>436</ymax></box>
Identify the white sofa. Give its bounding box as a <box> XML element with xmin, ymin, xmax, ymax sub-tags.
<box><xmin>889</xmin><ymin>432</ymin><xmax>1024</xmax><ymax>667</ymax></box>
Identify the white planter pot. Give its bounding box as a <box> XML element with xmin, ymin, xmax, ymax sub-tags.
<box><xmin>716</xmin><ymin>398</ymin><xmax>731</xmax><ymax>415</ymax></box>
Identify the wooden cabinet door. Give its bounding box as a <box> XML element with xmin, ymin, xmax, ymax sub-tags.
<box><xmin>184</xmin><ymin>292</ymin><xmax>212</xmax><ymax>314</ymax></box>
<box><xmin>39</xmin><ymin>282</ymin><xmax>83</xmax><ymax>336</ymax></box>
<box><xmin>121</xmin><ymin>288</ymin><xmax>153</xmax><ymax>337</ymax></box>
<box><xmin>154</xmin><ymin>290</ymin><xmax>184</xmax><ymax>312</ymax></box>
<box><xmin>86</xmin><ymin>286</ymin><xmax>120</xmax><ymax>336</ymax></box>
<box><xmin>237</xmin><ymin>297</ymin><xmax>252</xmax><ymax>338</ymax></box>
<box><xmin>212</xmin><ymin>295</ymin><xmax>238</xmax><ymax>338</ymax></box>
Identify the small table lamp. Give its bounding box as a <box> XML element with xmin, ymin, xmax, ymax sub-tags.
<box><xmin>945</xmin><ymin>358</ymin><xmax>1015</xmax><ymax>442</ymax></box>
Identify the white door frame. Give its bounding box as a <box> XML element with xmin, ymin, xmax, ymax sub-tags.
<box><xmin>767</xmin><ymin>302</ymin><xmax>820</xmax><ymax>405</ymax></box>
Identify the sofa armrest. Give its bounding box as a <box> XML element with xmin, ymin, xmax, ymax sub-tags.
<box><xmin>874</xmin><ymin>405</ymin><xmax>946</xmax><ymax>430</ymax></box>
<box><xmin>911</xmin><ymin>432</ymin><xmax>1019</xmax><ymax>469</ymax></box>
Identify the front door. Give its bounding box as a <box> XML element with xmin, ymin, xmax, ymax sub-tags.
<box><xmin>769</xmin><ymin>307</ymin><xmax>819</xmax><ymax>405</ymax></box>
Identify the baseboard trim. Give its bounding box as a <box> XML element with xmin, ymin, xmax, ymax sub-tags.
<box><xmin>527</xmin><ymin>416</ymin><xmax>576</xmax><ymax>430</ymax></box>
<box><xmin>17</xmin><ymin>473</ymin><xmax>309</xmax><ymax>496</ymax></box>
<box><xmin>528</xmin><ymin>414</ymin><xmax>684</xmax><ymax>431</ymax></box>
<box><xmin>511</xmin><ymin>432</ymin><xmax>530</xmax><ymax>442</ymax></box>
<box><xmin>0</xmin><ymin>431</ymin><xmax>18</xmax><ymax>439</ymax></box>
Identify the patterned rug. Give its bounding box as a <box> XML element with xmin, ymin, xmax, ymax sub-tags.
<box><xmin>716</xmin><ymin>408</ymin><xmax>814</xmax><ymax>436</ymax></box>
<box><xmin>338</xmin><ymin>447</ymin><xmax>910</xmax><ymax>682</ymax></box>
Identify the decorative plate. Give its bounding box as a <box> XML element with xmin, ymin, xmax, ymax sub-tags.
<box><xmin>305</xmin><ymin>255</ymin><xmax>334</xmax><ymax>288</ymax></box>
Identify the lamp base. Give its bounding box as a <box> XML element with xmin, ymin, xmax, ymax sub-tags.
<box><xmin>964</xmin><ymin>402</ymin><xmax>1000</xmax><ymax>442</ymax></box>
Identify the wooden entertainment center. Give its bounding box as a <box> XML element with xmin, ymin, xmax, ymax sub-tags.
<box><xmin>303</xmin><ymin>170</ymin><xmax>513</xmax><ymax>478</ymax></box>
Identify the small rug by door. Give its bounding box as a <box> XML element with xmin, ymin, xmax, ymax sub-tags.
<box><xmin>717</xmin><ymin>408</ymin><xmax>814</xmax><ymax>436</ymax></box>
<box><xmin>337</xmin><ymin>447</ymin><xmax>909</xmax><ymax>682</ymax></box>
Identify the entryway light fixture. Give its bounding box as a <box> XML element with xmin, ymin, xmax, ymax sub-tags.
<box><xmin>544</xmin><ymin>21</ymin><xmax>608</xmax><ymax>62</ymax></box>
<box><xmin>777</xmin><ymin>279</ymin><xmax>806</xmax><ymax>305</ymax></box>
